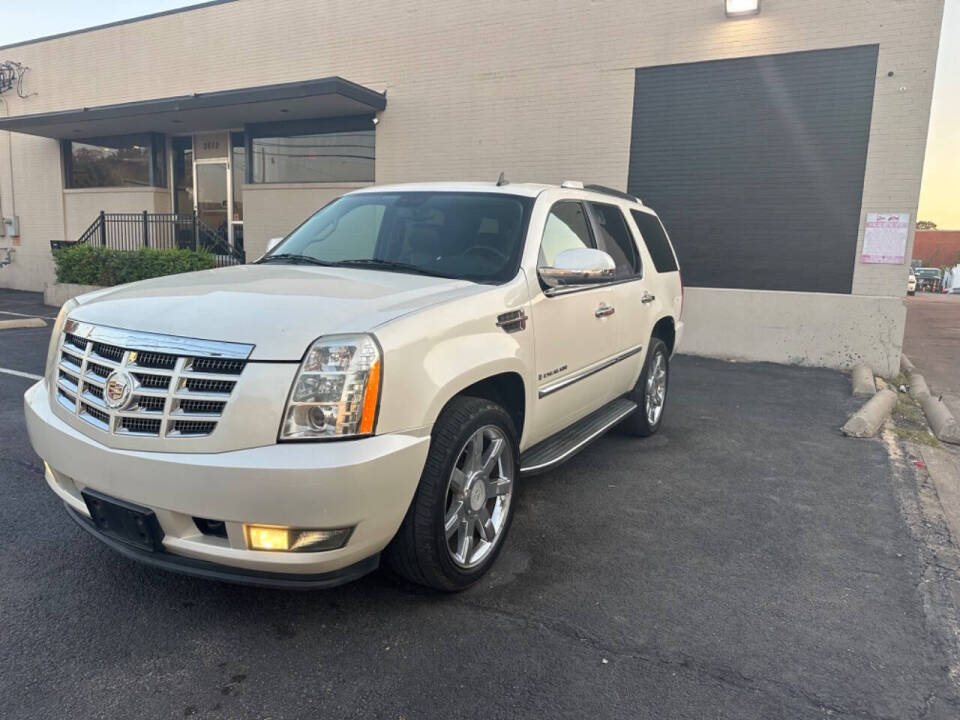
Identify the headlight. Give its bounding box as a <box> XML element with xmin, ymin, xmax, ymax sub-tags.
<box><xmin>45</xmin><ymin>299</ymin><xmax>77</xmax><ymax>379</ymax></box>
<box><xmin>280</xmin><ymin>334</ymin><xmax>382</xmax><ymax>440</ymax></box>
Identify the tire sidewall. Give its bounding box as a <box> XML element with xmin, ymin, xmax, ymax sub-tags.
<box><xmin>430</xmin><ymin>402</ymin><xmax>519</xmax><ymax>587</ymax></box>
<box><xmin>638</xmin><ymin>338</ymin><xmax>669</xmax><ymax>434</ymax></box>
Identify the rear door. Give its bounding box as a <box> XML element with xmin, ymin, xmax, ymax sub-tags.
<box><xmin>585</xmin><ymin>201</ymin><xmax>650</xmax><ymax>389</ymax></box>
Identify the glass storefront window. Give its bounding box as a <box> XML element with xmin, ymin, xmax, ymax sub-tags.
<box><xmin>172</xmin><ymin>136</ymin><xmax>193</xmax><ymax>214</ymax></box>
<box><xmin>231</xmin><ymin>131</ymin><xmax>245</xmax><ymax>221</ymax></box>
<box><xmin>250</xmin><ymin>129</ymin><xmax>374</xmax><ymax>183</ymax></box>
<box><xmin>64</xmin><ymin>133</ymin><xmax>165</xmax><ymax>189</ymax></box>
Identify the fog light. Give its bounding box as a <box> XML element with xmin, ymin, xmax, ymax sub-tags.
<box><xmin>244</xmin><ymin>524</ymin><xmax>352</xmax><ymax>552</ymax></box>
<box><xmin>725</xmin><ymin>0</ymin><xmax>760</xmax><ymax>17</ymax></box>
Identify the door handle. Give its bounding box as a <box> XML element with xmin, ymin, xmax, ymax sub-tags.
<box><xmin>641</xmin><ymin>292</ymin><xmax>656</xmax><ymax>304</ymax></box>
<box><xmin>595</xmin><ymin>304</ymin><xmax>616</xmax><ymax>318</ymax></box>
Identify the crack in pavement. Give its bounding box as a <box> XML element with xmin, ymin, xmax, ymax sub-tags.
<box><xmin>461</xmin><ymin>599</ymin><xmax>934</xmax><ymax>720</ymax></box>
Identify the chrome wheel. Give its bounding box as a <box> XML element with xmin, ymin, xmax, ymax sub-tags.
<box><xmin>645</xmin><ymin>349</ymin><xmax>667</xmax><ymax>426</ymax></box>
<box><xmin>443</xmin><ymin>425</ymin><xmax>515</xmax><ymax>569</ymax></box>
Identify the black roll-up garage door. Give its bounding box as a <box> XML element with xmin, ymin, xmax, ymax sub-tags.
<box><xmin>627</xmin><ymin>45</ymin><xmax>878</xmax><ymax>294</ymax></box>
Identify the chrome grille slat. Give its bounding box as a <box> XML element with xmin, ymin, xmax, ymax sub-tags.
<box><xmin>172</xmin><ymin>391</ymin><xmax>238</xmax><ymax>402</ymax></box>
<box><xmin>57</xmin><ymin>370</ymin><xmax>79</xmax><ymax>394</ymax></box>
<box><xmin>91</xmin><ymin>342</ymin><xmax>125</xmax><ymax>364</ymax></box>
<box><xmin>85</xmin><ymin>361</ymin><xmax>115</xmax><ymax>379</ymax></box>
<box><xmin>55</xmin><ymin>320</ymin><xmax>251</xmax><ymax>439</ymax></box>
<box><xmin>183</xmin><ymin>378</ymin><xmax>235</xmax><ymax>394</ymax></box>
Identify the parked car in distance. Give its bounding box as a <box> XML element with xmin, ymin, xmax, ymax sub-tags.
<box><xmin>24</xmin><ymin>180</ymin><xmax>683</xmax><ymax>591</ymax></box>
<box><xmin>914</xmin><ymin>267</ymin><xmax>942</xmax><ymax>293</ymax></box>
<box><xmin>907</xmin><ymin>271</ymin><xmax>917</xmax><ymax>296</ymax></box>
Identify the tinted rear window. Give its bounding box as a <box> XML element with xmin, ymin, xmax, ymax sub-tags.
<box><xmin>630</xmin><ymin>210</ymin><xmax>678</xmax><ymax>273</ymax></box>
<box><xmin>588</xmin><ymin>203</ymin><xmax>640</xmax><ymax>278</ymax></box>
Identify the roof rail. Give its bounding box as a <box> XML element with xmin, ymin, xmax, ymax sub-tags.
<box><xmin>583</xmin><ymin>184</ymin><xmax>642</xmax><ymax>204</ymax></box>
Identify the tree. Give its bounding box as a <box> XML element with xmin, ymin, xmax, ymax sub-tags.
<box><xmin>917</xmin><ymin>220</ymin><xmax>938</xmax><ymax>230</ymax></box>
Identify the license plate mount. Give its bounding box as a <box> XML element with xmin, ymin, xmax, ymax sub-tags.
<box><xmin>81</xmin><ymin>489</ymin><xmax>164</xmax><ymax>552</ymax></box>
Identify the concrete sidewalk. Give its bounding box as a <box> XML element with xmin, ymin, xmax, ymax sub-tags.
<box><xmin>904</xmin><ymin>294</ymin><xmax>960</xmax><ymax>421</ymax></box>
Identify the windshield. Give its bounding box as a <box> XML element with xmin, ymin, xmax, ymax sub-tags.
<box><xmin>915</xmin><ymin>268</ymin><xmax>941</xmax><ymax>278</ymax></box>
<box><xmin>260</xmin><ymin>192</ymin><xmax>535</xmax><ymax>283</ymax></box>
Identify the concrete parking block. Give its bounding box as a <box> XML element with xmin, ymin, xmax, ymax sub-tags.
<box><xmin>0</xmin><ymin>317</ymin><xmax>46</xmax><ymax>330</ymax></box>
<box><xmin>919</xmin><ymin>394</ymin><xmax>960</xmax><ymax>445</ymax></box>
<box><xmin>842</xmin><ymin>388</ymin><xmax>898</xmax><ymax>437</ymax></box>
<box><xmin>909</xmin><ymin>373</ymin><xmax>932</xmax><ymax>401</ymax></box>
<box><xmin>851</xmin><ymin>363</ymin><xmax>876</xmax><ymax>396</ymax></box>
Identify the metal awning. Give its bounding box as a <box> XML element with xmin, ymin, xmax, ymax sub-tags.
<box><xmin>0</xmin><ymin>76</ymin><xmax>386</xmax><ymax>139</ymax></box>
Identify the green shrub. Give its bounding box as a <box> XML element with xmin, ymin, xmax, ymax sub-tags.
<box><xmin>52</xmin><ymin>245</ymin><xmax>216</xmax><ymax>286</ymax></box>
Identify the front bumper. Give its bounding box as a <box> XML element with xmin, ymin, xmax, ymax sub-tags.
<box><xmin>24</xmin><ymin>381</ymin><xmax>431</xmax><ymax>582</ymax></box>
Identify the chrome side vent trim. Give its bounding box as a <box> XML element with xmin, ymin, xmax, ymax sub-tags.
<box><xmin>496</xmin><ymin>309</ymin><xmax>528</xmax><ymax>334</ymax></box>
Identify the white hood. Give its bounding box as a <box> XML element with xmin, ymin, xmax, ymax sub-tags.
<box><xmin>70</xmin><ymin>264</ymin><xmax>485</xmax><ymax>360</ymax></box>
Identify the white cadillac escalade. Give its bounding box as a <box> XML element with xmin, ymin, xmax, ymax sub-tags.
<box><xmin>24</xmin><ymin>181</ymin><xmax>683</xmax><ymax>591</ymax></box>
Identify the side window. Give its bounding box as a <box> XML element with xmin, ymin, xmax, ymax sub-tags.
<box><xmin>630</xmin><ymin>210</ymin><xmax>678</xmax><ymax>273</ymax></box>
<box><xmin>539</xmin><ymin>202</ymin><xmax>594</xmax><ymax>266</ymax></box>
<box><xmin>588</xmin><ymin>203</ymin><xmax>640</xmax><ymax>278</ymax></box>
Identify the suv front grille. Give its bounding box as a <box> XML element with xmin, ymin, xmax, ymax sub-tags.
<box><xmin>55</xmin><ymin>320</ymin><xmax>253</xmax><ymax>439</ymax></box>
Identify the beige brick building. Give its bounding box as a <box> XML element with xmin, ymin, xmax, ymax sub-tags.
<box><xmin>0</xmin><ymin>0</ymin><xmax>945</xmax><ymax>374</ymax></box>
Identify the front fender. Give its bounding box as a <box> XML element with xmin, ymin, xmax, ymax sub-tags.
<box><xmin>372</xmin><ymin>278</ymin><xmax>535</xmax><ymax>440</ymax></box>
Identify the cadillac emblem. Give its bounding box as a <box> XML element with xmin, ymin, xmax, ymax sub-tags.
<box><xmin>103</xmin><ymin>370</ymin><xmax>135</xmax><ymax>410</ymax></box>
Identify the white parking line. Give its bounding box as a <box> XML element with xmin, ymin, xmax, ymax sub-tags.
<box><xmin>0</xmin><ymin>367</ymin><xmax>43</xmax><ymax>381</ymax></box>
<box><xmin>0</xmin><ymin>310</ymin><xmax>57</xmax><ymax>321</ymax></box>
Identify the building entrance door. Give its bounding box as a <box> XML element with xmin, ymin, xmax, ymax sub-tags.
<box><xmin>191</xmin><ymin>132</ymin><xmax>240</xmax><ymax>249</ymax></box>
<box><xmin>195</xmin><ymin>161</ymin><xmax>230</xmax><ymax>244</ymax></box>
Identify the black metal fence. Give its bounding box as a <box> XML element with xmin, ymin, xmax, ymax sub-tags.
<box><xmin>64</xmin><ymin>211</ymin><xmax>245</xmax><ymax>267</ymax></box>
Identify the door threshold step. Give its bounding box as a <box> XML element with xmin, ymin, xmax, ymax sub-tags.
<box><xmin>520</xmin><ymin>398</ymin><xmax>637</xmax><ymax>476</ymax></box>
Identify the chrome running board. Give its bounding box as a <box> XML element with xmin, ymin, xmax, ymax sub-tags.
<box><xmin>520</xmin><ymin>398</ymin><xmax>637</xmax><ymax>476</ymax></box>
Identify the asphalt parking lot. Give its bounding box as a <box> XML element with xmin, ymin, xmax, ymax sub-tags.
<box><xmin>1</xmin><ymin>289</ymin><xmax>959</xmax><ymax>719</ymax></box>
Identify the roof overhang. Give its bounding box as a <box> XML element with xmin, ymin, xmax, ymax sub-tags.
<box><xmin>0</xmin><ymin>76</ymin><xmax>386</xmax><ymax>139</ymax></box>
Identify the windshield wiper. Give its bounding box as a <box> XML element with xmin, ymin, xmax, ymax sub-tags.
<box><xmin>330</xmin><ymin>259</ymin><xmax>450</xmax><ymax>278</ymax></box>
<box><xmin>256</xmin><ymin>253</ymin><xmax>333</xmax><ymax>267</ymax></box>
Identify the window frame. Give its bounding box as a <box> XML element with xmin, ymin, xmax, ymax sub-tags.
<box><xmin>538</xmin><ymin>199</ymin><xmax>598</xmax><ymax>268</ymax></box>
<box><xmin>585</xmin><ymin>201</ymin><xmax>643</xmax><ymax>280</ymax></box>
<box><xmin>62</xmin><ymin>132</ymin><xmax>167</xmax><ymax>190</ymax></box>
<box><xmin>245</xmin><ymin>115</ymin><xmax>376</xmax><ymax>185</ymax></box>
<box><xmin>263</xmin><ymin>191</ymin><xmax>536</xmax><ymax>285</ymax></box>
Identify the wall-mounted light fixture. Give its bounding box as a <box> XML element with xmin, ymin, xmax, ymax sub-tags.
<box><xmin>725</xmin><ymin>0</ymin><xmax>760</xmax><ymax>18</ymax></box>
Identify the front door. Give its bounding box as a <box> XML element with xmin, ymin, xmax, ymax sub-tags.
<box><xmin>528</xmin><ymin>201</ymin><xmax>620</xmax><ymax>442</ymax></box>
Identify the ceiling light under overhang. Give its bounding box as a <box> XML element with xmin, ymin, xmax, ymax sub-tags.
<box><xmin>725</xmin><ymin>0</ymin><xmax>760</xmax><ymax>18</ymax></box>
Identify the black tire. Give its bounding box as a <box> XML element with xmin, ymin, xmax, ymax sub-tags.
<box><xmin>907</xmin><ymin>291</ymin><xmax>915</xmax><ymax>296</ymax></box>
<box><xmin>620</xmin><ymin>336</ymin><xmax>670</xmax><ymax>437</ymax></box>
<box><xmin>383</xmin><ymin>396</ymin><xmax>519</xmax><ymax>591</ymax></box>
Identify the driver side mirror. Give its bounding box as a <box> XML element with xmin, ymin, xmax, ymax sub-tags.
<box><xmin>266</xmin><ymin>237</ymin><xmax>284</xmax><ymax>253</ymax></box>
<box><xmin>538</xmin><ymin>248</ymin><xmax>616</xmax><ymax>290</ymax></box>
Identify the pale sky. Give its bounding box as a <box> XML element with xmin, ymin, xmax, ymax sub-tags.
<box><xmin>1</xmin><ymin>0</ymin><xmax>957</xmax><ymax>228</ymax></box>
<box><xmin>919</xmin><ymin>0</ymin><xmax>960</xmax><ymax>229</ymax></box>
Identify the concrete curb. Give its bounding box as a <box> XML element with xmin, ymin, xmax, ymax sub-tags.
<box><xmin>842</xmin><ymin>388</ymin><xmax>898</xmax><ymax>438</ymax></box>
<box><xmin>0</xmin><ymin>317</ymin><xmax>47</xmax><ymax>330</ymax></box>
<box><xmin>43</xmin><ymin>283</ymin><xmax>104</xmax><ymax>307</ymax></box>
<box><xmin>851</xmin><ymin>363</ymin><xmax>876</xmax><ymax>397</ymax></box>
<box><xmin>919</xmin><ymin>446</ymin><xmax>960</xmax><ymax>546</ymax></box>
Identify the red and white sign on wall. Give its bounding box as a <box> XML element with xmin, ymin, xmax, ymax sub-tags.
<box><xmin>861</xmin><ymin>213</ymin><xmax>910</xmax><ymax>264</ymax></box>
